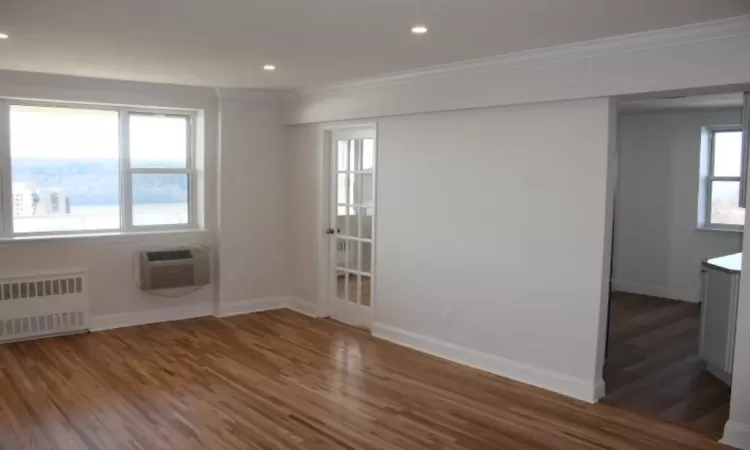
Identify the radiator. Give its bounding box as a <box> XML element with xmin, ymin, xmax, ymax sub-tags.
<box><xmin>0</xmin><ymin>272</ymin><xmax>89</xmax><ymax>343</ymax></box>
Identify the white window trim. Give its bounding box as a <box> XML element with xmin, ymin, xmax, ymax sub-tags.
<box><xmin>702</xmin><ymin>125</ymin><xmax>745</xmax><ymax>231</ymax></box>
<box><xmin>0</xmin><ymin>99</ymin><xmax>12</xmax><ymax>236</ymax></box>
<box><xmin>0</xmin><ymin>99</ymin><xmax>200</xmax><ymax>239</ymax></box>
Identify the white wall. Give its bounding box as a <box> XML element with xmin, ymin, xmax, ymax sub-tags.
<box><xmin>0</xmin><ymin>232</ymin><xmax>216</xmax><ymax>325</ymax></box>
<box><xmin>0</xmin><ymin>70</ymin><xmax>217</xmax><ymax>111</ymax></box>
<box><xmin>0</xmin><ymin>71</ymin><xmax>290</xmax><ymax>327</ymax></box>
<box><xmin>285</xmin><ymin>16</ymin><xmax>750</xmax><ymax>124</ymax></box>
<box><xmin>287</xmin><ymin>122</ymin><xmax>326</xmax><ymax>315</ymax></box>
<box><xmin>216</xmin><ymin>91</ymin><xmax>290</xmax><ymax>311</ymax></box>
<box><xmin>613</xmin><ymin>108</ymin><xmax>744</xmax><ymax>302</ymax></box>
<box><xmin>281</xmin><ymin>16</ymin><xmax>750</xmax><ymax>446</ymax></box>
<box><xmin>287</xmin><ymin>98</ymin><xmax>616</xmax><ymax>401</ymax></box>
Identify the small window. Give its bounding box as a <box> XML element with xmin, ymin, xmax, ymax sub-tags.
<box><xmin>4</xmin><ymin>103</ymin><xmax>197</xmax><ymax>236</ymax></box>
<box><xmin>703</xmin><ymin>128</ymin><xmax>745</xmax><ymax>229</ymax></box>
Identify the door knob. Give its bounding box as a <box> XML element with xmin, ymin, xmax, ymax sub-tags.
<box><xmin>325</xmin><ymin>228</ymin><xmax>335</xmax><ymax>235</ymax></box>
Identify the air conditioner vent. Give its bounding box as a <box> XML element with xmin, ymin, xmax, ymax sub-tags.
<box><xmin>146</xmin><ymin>249</ymin><xmax>193</xmax><ymax>262</ymax></box>
<box><xmin>139</xmin><ymin>246</ymin><xmax>210</xmax><ymax>290</ymax></box>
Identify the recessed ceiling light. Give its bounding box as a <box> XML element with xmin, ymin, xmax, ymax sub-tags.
<box><xmin>411</xmin><ymin>25</ymin><xmax>428</xmax><ymax>35</ymax></box>
<box><xmin>263</xmin><ymin>64</ymin><xmax>276</xmax><ymax>71</ymax></box>
<box><xmin>0</xmin><ymin>33</ymin><xmax>8</xmax><ymax>39</ymax></box>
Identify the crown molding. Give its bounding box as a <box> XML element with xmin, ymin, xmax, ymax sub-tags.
<box><xmin>215</xmin><ymin>87</ymin><xmax>285</xmax><ymax>102</ymax></box>
<box><xmin>296</xmin><ymin>15</ymin><xmax>750</xmax><ymax>98</ymax></box>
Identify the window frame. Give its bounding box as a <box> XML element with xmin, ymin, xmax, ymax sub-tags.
<box><xmin>0</xmin><ymin>99</ymin><xmax>198</xmax><ymax>238</ymax></box>
<box><xmin>704</xmin><ymin>125</ymin><xmax>745</xmax><ymax>231</ymax></box>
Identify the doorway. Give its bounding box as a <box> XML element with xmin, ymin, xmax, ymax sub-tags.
<box><xmin>602</xmin><ymin>91</ymin><xmax>749</xmax><ymax>440</ymax></box>
<box><xmin>326</xmin><ymin>127</ymin><xmax>376</xmax><ymax>329</ymax></box>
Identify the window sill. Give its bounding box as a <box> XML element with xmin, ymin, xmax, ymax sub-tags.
<box><xmin>0</xmin><ymin>228</ymin><xmax>212</xmax><ymax>246</ymax></box>
<box><xmin>696</xmin><ymin>226</ymin><xmax>744</xmax><ymax>234</ymax></box>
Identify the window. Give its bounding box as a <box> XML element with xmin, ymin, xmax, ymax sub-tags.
<box><xmin>2</xmin><ymin>102</ymin><xmax>196</xmax><ymax>236</ymax></box>
<box><xmin>702</xmin><ymin>127</ymin><xmax>745</xmax><ymax>229</ymax></box>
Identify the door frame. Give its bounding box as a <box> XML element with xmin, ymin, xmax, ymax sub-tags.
<box><xmin>597</xmin><ymin>91</ymin><xmax>749</xmax><ymax>444</ymax></box>
<box><xmin>318</xmin><ymin>122</ymin><xmax>378</xmax><ymax>327</ymax></box>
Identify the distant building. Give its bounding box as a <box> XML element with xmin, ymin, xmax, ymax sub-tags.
<box><xmin>12</xmin><ymin>182</ymin><xmax>35</xmax><ymax>216</ymax></box>
<box><xmin>12</xmin><ymin>182</ymin><xmax>70</xmax><ymax>216</ymax></box>
<box><xmin>37</xmin><ymin>188</ymin><xmax>71</xmax><ymax>215</ymax></box>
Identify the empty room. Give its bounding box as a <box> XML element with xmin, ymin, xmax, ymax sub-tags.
<box><xmin>1</xmin><ymin>1</ymin><xmax>750</xmax><ymax>449</ymax></box>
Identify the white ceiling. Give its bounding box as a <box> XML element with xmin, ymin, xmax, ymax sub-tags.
<box><xmin>1</xmin><ymin>0</ymin><xmax>749</xmax><ymax>89</ymax></box>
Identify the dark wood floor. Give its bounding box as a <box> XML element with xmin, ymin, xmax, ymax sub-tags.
<box><xmin>603</xmin><ymin>291</ymin><xmax>731</xmax><ymax>440</ymax></box>
<box><xmin>0</xmin><ymin>309</ymin><xmax>729</xmax><ymax>449</ymax></box>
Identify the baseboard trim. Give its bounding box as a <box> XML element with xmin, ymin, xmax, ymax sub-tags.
<box><xmin>91</xmin><ymin>303</ymin><xmax>214</xmax><ymax>332</ymax></box>
<box><xmin>610</xmin><ymin>280</ymin><xmax>696</xmax><ymax>303</ymax></box>
<box><xmin>706</xmin><ymin>361</ymin><xmax>733</xmax><ymax>386</ymax></box>
<box><xmin>218</xmin><ymin>296</ymin><xmax>290</xmax><ymax>318</ymax></box>
<box><xmin>593</xmin><ymin>378</ymin><xmax>607</xmax><ymax>401</ymax></box>
<box><xmin>287</xmin><ymin>297</ymin><xmax>320</xmax><ymax>318</ymax></box>
<box><xmin>90</xmin><ymin>297</ymin><xmax>320</xmax><ymax>332</ymax></box>
<box><xmin>722</xmin><ymin>421</ymin><xmax>750</xmax><ymax>449</ymax></box>
<box><xmin>372</xmin><ymin>323</ymin><xmax>600</xmax><ymax>403</ymax></box>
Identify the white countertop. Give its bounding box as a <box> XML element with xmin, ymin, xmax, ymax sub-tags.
<box><xmin>704</xmin><ymin>253</ymin><xmax>742</xmax><ymax>274</ymax></box>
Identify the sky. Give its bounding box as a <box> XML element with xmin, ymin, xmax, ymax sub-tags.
<box><xmin>10</xmin><ymin>105</ymin><xmax>187</xmax><ymax>165</ymax></box>
<box><xmin>713</xmin><ymin>130</ymin><xmax>743</xmax><ymax>177</ymax></box>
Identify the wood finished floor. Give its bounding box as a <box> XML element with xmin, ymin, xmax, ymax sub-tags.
<box><xmin>0</xmin><ymin>309</ymin><xmax>730</xmax><ymax>450</ymax></box>
<box><xmin>603</xmin><ymin>291</ymin><xmax>731</xmax><ymax>440</ymax></box>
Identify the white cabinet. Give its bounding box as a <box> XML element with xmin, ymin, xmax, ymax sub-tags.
<box><xmin>699</xmin><ymin>255</ymin><xmax>741</xmax><ymax>385</ymax></box>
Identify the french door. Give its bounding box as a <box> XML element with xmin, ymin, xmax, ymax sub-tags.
<box><xmin>743</xmin><ymin>92</ymin><xmax>750</xmax><ymax>206</ymax></box>
<box><xmin>327</xmin><ymin>127</ymin><xmax>376</xmax><ymax>329</ymax></box>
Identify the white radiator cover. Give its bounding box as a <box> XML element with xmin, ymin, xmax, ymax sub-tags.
<box><xmin>0</xmin><ymin>272</ymin><xmax>89</xmax><ymax>343</ymax></box>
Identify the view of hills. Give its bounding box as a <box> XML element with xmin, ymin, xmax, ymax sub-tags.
<box><xmin>12</xmin><ymin>159</ymin><xmax>188</xmax><ymax>206</ymax></box>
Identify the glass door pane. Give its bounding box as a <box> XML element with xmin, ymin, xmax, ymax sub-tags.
<box><xmin>330</xmin><ymin>132</ymin><xmax>375</xmax><ymax>323</ymax></box>
<box><xmin>742</xmin><ymin>93</ymin><xmax>750</xmax><ymax>206</ymax></box>
<box><xmin>360</xmin><ymin>275</ymin><xmax>371</xmax><ymax>306</ymax></box>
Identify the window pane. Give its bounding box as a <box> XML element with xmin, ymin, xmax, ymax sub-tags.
<box><xmin>360</xmin><ymin>207</ymin><xmax>373</xmax><ymax>240</ymax></box>
<box><xmin>336</xmin><ymin>268</ymin><xmax>346</xmax><ymax>300</ymax></box>
<box><xmin>132</xmin><ymin>174</ymin><xmax>189</xmax><ymax>226</ymax></box>
<box><xmin>348</xmin><ymin>139</ymin><xmax>357</xmax><ymax>171</ymax></box>
<box><xmin>710</xmin><ymin>180</ymin><xmax>745</xmax><ymax>226</ymax></box>
<box><xmin>338</xmin><ymin>208</ymin><xmax>357</xmax><ymax>237</ymax></box>
<box><xmin>336</xmin><ymin>140</ymin><xmax>348</xmax><ymax>171</ymax></box>
<box><xmin>337</xmin><ymin>173</ymin><xmax>348</xmax><ymax>205</ymax></box>
<box><xmin>10</xmin><ymin>105</ymin><xmax>120</xmax><ymax>233</ymax></box>
<box><xmin>362</xmin><ymin>138</ymin><xmax>374</xmax><ymax>170</ymax></box>
<box><xmin>712</xmin><ymin>130</ymin><xmax>743</xmax><ymax>177</ymax></box>
<box><xmin>360</xmin><ymin>274</ymin><xmax>371</xmax><ymax>307</ymax></box>
<box><xmin>361</xmin><ymin>241</ymin><xmax>372</xmax><ymax>274</ymax></box>
<box><xmin>129</xmin><ymin>114</ymin><xmax>188</xmax><ymax>168</ymax></box>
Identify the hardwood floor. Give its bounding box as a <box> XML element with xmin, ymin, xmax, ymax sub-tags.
<box><xmin>0</xmin><ymin>309</ymin><xmax>729</xmax><ymax>449</ymax></box>
<box><xmin>603</xmin><ymin>291</ymin><xmax>731</xmax><ymax>440</ymax></box>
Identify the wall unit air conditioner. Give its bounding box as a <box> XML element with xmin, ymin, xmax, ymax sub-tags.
<box><xmin>139</xmin><ymin>246</ymin><xmax>210</xmax><ymax>290</ymax></box>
